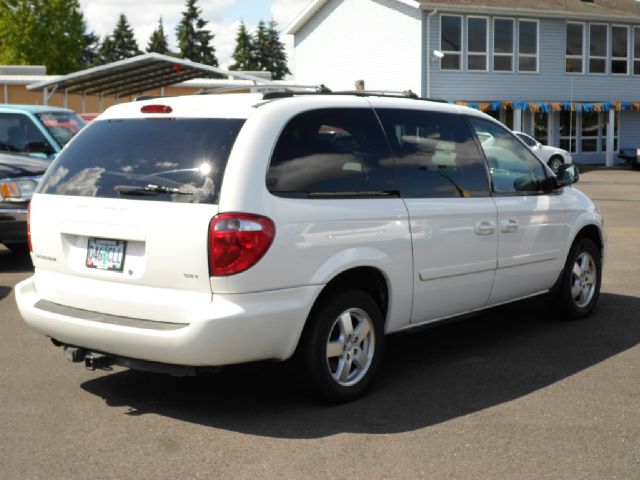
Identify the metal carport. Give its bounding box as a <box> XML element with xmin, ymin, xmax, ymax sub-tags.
<box><xmin>27</xmin><ymin>53</ymin><xmax>270</xmax><ymax>109</ymax></box>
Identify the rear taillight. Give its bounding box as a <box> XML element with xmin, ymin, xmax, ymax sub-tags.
<box><xmin>141</xmin><ymin>104</ymin><xmax>172</xmax><ymax>114</ymax></box>
<box><xmin>208</xmin><ymin>213</ymin><xmax>275</xmax><ymax>276</ymax></box>
<box><xmin>27</xmin><ymin>203</ymin><xmax>32</xmax><ymax>253</ymax></box>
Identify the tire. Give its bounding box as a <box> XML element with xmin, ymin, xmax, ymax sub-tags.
<box><xmin>5</xmin><ymin>243</ymin><xmax>29</xmax><ymax>255</ymax></box>
<box><xmin>293</xmin><ymin>290</ymin><xmax>384</xmax><ymax>403</ymax></box>
<box><xmin>548</xmin><ymin>156</ymin><xmax>563</xmax><ymax>174</ymax></box>
<box><xmin>548</xmin><ymin>238</ymin><xmax>602</xmax><ymax>319</ymax></box>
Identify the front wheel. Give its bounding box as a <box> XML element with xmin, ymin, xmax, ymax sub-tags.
<box><xmin>293</xmin><ymin>290</ymin><xmax>384</xmax><ymax>403</ymax></box>
<box><xmin>548</xmin><ymin>238</ymin><xmax>602</xmax><ymax>319</ymax></box>
<box><xmin>548</xmin><ymin>156</ymin><xmax>564</xmax><ymax>173</ymax></box>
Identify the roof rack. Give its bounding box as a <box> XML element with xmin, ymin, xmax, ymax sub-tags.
<box><xmin>261</xmin><ymin>87</ymin><xmax>447</xmax><ymax>103</ymax></box>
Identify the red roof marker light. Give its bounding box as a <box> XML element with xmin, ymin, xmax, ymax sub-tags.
<box><xmin>141</xmin><ymin>104</ymin><xmax>173</xmax><ymax>114</ymax></box>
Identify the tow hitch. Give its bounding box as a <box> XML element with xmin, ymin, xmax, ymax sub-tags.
<box><xmin>62</xmin><ymin>345</ymin><xmax>113</xmax><ymax>371</ymax></box>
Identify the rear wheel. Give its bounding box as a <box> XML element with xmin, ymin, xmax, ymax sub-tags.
<box><xmin>548</xmin><ymin>156</ymin><xmax>563</xmax><ymax>173</ymax></box>
<box><xmin>294</xmin><ymin>290</ymin><xmax>384</xmax><ymax>403</ymax></box>
<box><xmin>548</xmin><ymin>238</ymin><xmax>601</xmax><ymax>319</ymax></box>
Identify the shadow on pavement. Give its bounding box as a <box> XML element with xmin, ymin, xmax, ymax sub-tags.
<box><xmin>0</xmin><ymin>249</ymin><xmax>33</xmax><ymax>274</ymax></box>
<box><xmin>80</xmin><ymin>292</ymin><xmax>640</xmax><ymax>439</ymax></box>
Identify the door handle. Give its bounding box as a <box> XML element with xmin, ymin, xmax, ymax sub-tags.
<box><xmin>500</xmin><ymin>218</ymin><xmax>519</xmax><ymax>233</ymax></box>
<box><xmin>475</xmin><ymin>220</ymin><xmax>496</xmax><ymax>235</ymax></box>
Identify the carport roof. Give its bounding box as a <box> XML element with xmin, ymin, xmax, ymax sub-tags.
<box><xmin>26</xmin><ymin>53</ymin><xmax>270</xmax><ymax>98</ymax></box>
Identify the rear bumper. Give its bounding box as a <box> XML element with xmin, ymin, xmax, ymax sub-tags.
<box><xmin>15</xmin><ymin>276</ymin><xmax>322</xmax><ymax>366</ymax></box>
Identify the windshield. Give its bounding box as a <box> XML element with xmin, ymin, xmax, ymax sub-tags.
<box><xmin>38</xmin><ymin>118</ymin><xmax>245</xmax><ymax>204</ymax></box>
<box><xmin>36</xmin><ymin>112</ymin><xmax>86</xmax><ymax>147</ymax></box>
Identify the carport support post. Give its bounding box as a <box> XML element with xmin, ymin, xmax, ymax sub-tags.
<box><xmin>43</xmin><ymin>87</ymin><xmax>48</xmax><ymax>106</ymax></box>
<box><xmin>606</xmin><ymin>108</ymin><xmax>615</xmax><ymax>167</ymax></box>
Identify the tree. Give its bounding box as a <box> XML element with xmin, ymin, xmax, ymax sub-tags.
<box><xmin>0</xmin><ymin>0</ymin><xmax>89</xmax><ymax>74</ymax></box>
<box><xmin>147</xmin><ymin>17</ymin><xmax>169</xmax><ymax>55</ymax></box>
<box><xmin>264</xmin><ymin>20</ymin><xmax>291</xmax><ymax>80</ymax></box>
<box><xmin>97</xmin><ymin>35</ymin><xmax>118</xmax><ymax>64</ymax></box>
<box><xmin>253</xmin><ymin>20</ymin><xmax>269</xmax><ymax>72</ymax></box>
<box><xmin>175</xmin><ymin>0</ymin><xmax>218</xmax><ymax>66</ymax></box>
<box><xmin>110</xmin><ymin>14</ymin><xmax>141</xmax><ymax>60</ymax></box>
<box><xmin>81</xmin><ymin>31</ymin><xmax>101</xmax><ymax>68</ymax></box>
<box><xmin>229</xmin><ymin>21</ymin><xmax>256</xmax><ymax>71</ymax></box>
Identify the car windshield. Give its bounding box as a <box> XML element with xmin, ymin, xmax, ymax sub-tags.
<box><xmin>36</xmin><ymin>112</ymin><xmax>86</xmax><ymax>147</ymax></box>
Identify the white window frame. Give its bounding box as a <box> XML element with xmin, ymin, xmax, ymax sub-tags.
<box><xmin>440</xmin><ymin>14</ymin><xmax>463</xmax><ymax>71</ymax></box>
<box><xmin>467</xmin><ymin>16</ymin><xmax>489</xmax><ymax>72</ymax></box>
<box><xmin>588</xmin><ymin>23</ymin><xmax>608</xmax><ymax>75</ymax></box>
<box><xmin>518</xmin><ymin>19</ymin><xmax>539</xmax><ymax>73</ymax></box>
<box><xmin>566</xmin><ymin>22</ymin><xmax>585</xmax><ymax>74</ymax></box>
<box><xmin>634</xmin><ymin>26</ymin><xmax>640</xmax><ymax>75</ymax></box>
<box><xmin>610</xmin><ymin>24</ymin><xmax>630</xmax><ymax>75</ymax></box>
<box><xmin>493</xmin><ymin>17</ymin><xmax>515</xmax><ymax>73</ymax></box>
<box><xmin>580</xmin><ymin>111</ymin><xmax>601</xmax><ymax>153</ymax></box>
<box><xmin>559</xmin><ymin>110</ymin><xmax>578</xmax><ymax>153</ymax></box>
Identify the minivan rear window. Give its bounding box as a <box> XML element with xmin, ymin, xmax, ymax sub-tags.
<box><xmin>38</xmin><ymin>118</ymin><xmax>245</xmax><ymax>204</ymax></box>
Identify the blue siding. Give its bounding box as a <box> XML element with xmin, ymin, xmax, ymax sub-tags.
<box><xmin>423</xmin><ymin>12</ymin><xmax>640</xmax><ymax>103</ymax></box>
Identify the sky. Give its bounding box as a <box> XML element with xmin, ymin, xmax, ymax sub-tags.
<box><xmin>78</xmin><ymin>0</ymin><xmax>312</xmax><ymax>69</ymax></box>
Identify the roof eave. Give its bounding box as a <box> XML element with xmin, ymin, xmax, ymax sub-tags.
<box><xmin>419</xmin><ymin>3</ymin><xmax>640</xmax><ymax>22</ymax></box>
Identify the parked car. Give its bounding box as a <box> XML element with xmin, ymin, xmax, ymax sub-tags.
<box><xmin>618</xmin><ymin>148</ymin><xmax>640</xmax><ymax>169</ymax></box>
<box><xmin>0</xmin><ymin>104</ymin><xmax>85</xmax><ymax>159</ymax></box>
<box><xmin>16</xmin><ymin>93</ymin><xmax>605</xmax><ymax>402</ymax></box>
<box><xmin>513</xmin><ymin>131</ymin><xmax>572</xmax><ymax>173</ymax></box>
<box><xmin>0</xmin><ymin>152</ymin><xmax>49</xmax><ymax>253</ymax></box>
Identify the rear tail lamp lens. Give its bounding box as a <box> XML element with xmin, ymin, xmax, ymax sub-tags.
<box><xmin>27</xmin><ymin>203</ymin><xmax>32</xmax><ymax>253</ymax></box>
<box><xmin>141</xmin><ymin>104</ymin><xmax>173</xmax><ymax>114</ymax></box>
<box><xmin>209</xmin><ymin>213</ymin><xmax>275</xmax><ymax>276</ymax></box>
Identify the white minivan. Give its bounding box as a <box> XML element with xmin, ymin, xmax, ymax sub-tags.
<box><xmin>16</xmin><ymin>92</ymin><xmax>605</xmax><ymax>402</ymax></box>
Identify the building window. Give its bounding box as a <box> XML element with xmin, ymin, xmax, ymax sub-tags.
<box><xmin>467</xmin><ymin>17</ymin><xmax>488</xmax><ymax>71</ymax></box>
<box><xmin>566</xmin><ymin>22</ymin><xmax>584</xmax><ymax>73</ymax></box>
<box><xmin>559</xmin><ymin>110</ymin><xmax>577</xmax><ymax>153</ymax></box>
<box><xmin>634</xmin><ymin>27</ymin><xmax>640</xmax><ymax>75</ymax></box>
<box><xmin>493</xmin><ymin>18</ymin><xmax>514</xmax><ymax>71</ymax></box>
<box><xmin>519</xmin><ymin>20</ymin><xmax>538</xmax><ymax>72</ymax></box>
<box><xmin>581</xmin><ymin>112</ymin><xmax>600</xmax><ymax>152</ymax></box>
<box><xmin>441</xmin><ymin>15</ymin><xmax>462</xmax><ymax>70</ymax></box>
<box><xmin>589</xmin><ymin>24</ymin><xmax>607</xmax><ymax>74</ymax></box>
<box><xmin>611</xmin><ymin>25</ymin><xmax>629</xmax><ymax>74</ymax></box>
<box><xmin>534</xmin><ymin>112</ymin><xmax>548</xmax><ymax>145</ymax></box>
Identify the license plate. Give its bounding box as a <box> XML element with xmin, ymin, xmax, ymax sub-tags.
<box><xmin>86</xmin><ymin>238</ymin><xmax>126</xmax><ymax>272</ymax></box>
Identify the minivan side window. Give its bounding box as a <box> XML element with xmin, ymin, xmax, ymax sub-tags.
<box><xmin>267</xmin><ymin>108</ymin><xmax>397</xmax><ymax>197</ymax></box>
<box><xmin>468</xmin><ymin>117</ymin><xmax>548</xmax><ymax>194</ymax></box>
<box><xmin>375</xmin><ymin>108</ymin><xmax>491</xmax><ymax>198</ymax></box>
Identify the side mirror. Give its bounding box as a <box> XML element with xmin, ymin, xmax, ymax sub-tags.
<box><xmin>25</xmin><ymin>140</ymin><xmax>54</xmax><ymax>155</ymax></box>
<box><xmin>557</xmin><ymin>164</ymin><xmax>579</xmax><ymax>186</ymax></box>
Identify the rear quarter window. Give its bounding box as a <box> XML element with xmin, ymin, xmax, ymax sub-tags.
<box><xmin>266</xmin><ymin>108</ymin><xmax>398</xmax><ymax>197</ymax></box>
<box><xmin>38</xmin><ymin>118</ymin><xmax>245</xmax><ymax>204</ymax></box>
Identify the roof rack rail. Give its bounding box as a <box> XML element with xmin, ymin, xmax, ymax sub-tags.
<box><xmin>260</xmin><ymin>88</ymin><xmax>448</xmax><ymax>103</ymax></box>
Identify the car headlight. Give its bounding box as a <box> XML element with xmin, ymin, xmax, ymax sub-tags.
<box><xmin>0</xmin><ymin>177</ymin><xmax>40</xmax><ymax>203</ymax></box>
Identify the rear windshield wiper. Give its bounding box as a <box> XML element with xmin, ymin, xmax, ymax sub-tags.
<box><xmin>114</xmin><ymin>184</ymin><xmax>194</xmax><ymax>196</ymax></box>
<box><xmin>306</xmin><ymin>190</ymin><xmax>400</xmax><ymax>198</ymax></box>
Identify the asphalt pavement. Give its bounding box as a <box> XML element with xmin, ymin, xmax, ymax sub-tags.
<box><xmin>1</xmin><ymin>167</ymin><xmax>639</xmax><ymax>479</ymax></box>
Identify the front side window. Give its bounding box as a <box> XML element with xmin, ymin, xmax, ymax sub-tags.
<box><xmin>0</xmin><ymin>113</ymin><xmax>51</xmax><ymax>154</ymax></box>
<box><xmin>566</xmin><ymin>22</ymin><xmax>584</xmax><ymax>73</ymax></box>
<box><xmin>589</xmin><ymin>24</ymin><xmax>608</xmax><ymax>74</ymax></box>
<box><xmin>376</xmin><ymin>108</ymin><xmax>490</xmax><ymax>198</ymax></box>
<box><xmin>267</xmin><ymin>109</ymin><xmax>396</xmax><ymax>197</ymax></box>
<box><xmin>611</xmin><ymin>25</ymin><xmax>629</xmax><ymax>74</ymax></box>
<box><xmin>494</xmin><ymin>18</ymin><xmax>514</xmax><ymax>71</ymax></box>
<box><xmin>467</xmin><ymin>17</ymin><xmax>488</xmax><ymax>71</ymax></box>
<box><xmin>518</xmin><ymin>20</ymin><xmax>538</xmax><ymax>72</ymax></box>
<box><xmin>441</xmin><ymin>15</ymin><xmax>462</xmax><ymax>70</ymax></box>
<box><xmin>469</xmin><ymin>117</ymin><xmax>547</xmax><ymax>194</ymax></box>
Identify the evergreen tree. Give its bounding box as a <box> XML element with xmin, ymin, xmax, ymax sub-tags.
<box><xmin>264</xmin><ymin>20</ymin><xmax>291</xmax><ymax>80</ymax></box>
<box><xmin>0</xmin><ymin>0</ymin><xmax>90</xmax><ymax>74</ymax></box>
<box><xmin>81</xmin><ymin>31</ymin><xmax>101</xmax><ymax>67</ymax></box>
<box><xmin>110</xmin><ymin>14</ymin><xmax>141</xmax><ymax>60</ymax></box>
<box><xmin>253</xmin><ymin>20</ymin><xmax>269</xmax><ymax>72</ymax></box>
<box><xmin>229</xmin><ymin>22</ymin><xmax>257</xmax><ymax>71</ymax></box>
<box><xmin>98</xmin><ymin>35</ymin><xmax>118</xmax><ymax>64</ymax></box>
<box><xmin>175</xmin><ymin>0</ymin><xmax>218</xmax><ymax>66</ymax></box>
<box><xmin>147</xmin><ymin>17</ymin><xmax>169</xmax><ymax>54</ymax></box>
